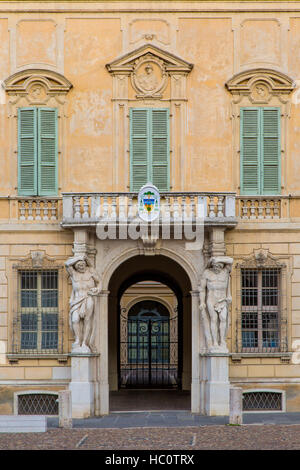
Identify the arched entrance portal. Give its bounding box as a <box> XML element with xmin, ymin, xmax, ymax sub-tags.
<box><xmin>107</xmin><ymin>254</ymin><xmax>193</xmax><ymax>411</ymax></box>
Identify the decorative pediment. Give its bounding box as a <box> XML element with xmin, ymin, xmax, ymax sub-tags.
<box><xmin>226</xmin><ymin>68</ymin><xmax>295</xmax><ymax>104</ymax></box>
<box><xmin>106</xmin><ymin>44</ymin><xmax>193</xmax><ymax>99</ymax></box>
<box><xmin>12</xmin><ymin>250</ymin><xmax>62</xmax><ymax>270</ymax></box>
<box><xmin>237</xmin><ymin>249</ymin><xmax>285</xmax><ymax>269</ymax></box>
<box><xmin>106</xmin><ymin>44</ymin><xmax>193</xmax><ymax>73</ymax></box>
<box><xmin>3</xmin><ymin>69</ymin><xmax>73</xmax><ymax>104</ymax></box>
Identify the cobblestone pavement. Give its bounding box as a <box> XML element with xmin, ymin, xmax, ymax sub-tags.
<box><xmin>1</xmin><ymin>424</ymin><xmax>300</xmax><ymax>450</ymax></box>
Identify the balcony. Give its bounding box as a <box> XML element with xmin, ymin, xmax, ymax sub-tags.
<box><xmin>2</xmin><ymin>194</ymin><xmax>300</xmax><ymax>226</ymax></box>
<box><xmin>61</xmin><ymin>192</ymin><xmax>237</xmax><ymax>229</ymax></box>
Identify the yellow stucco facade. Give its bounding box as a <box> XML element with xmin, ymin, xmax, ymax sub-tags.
<box><xmin>1</xmin><ymin>0</ymin><xmax>300</xmax><ymax>416</ymax></box>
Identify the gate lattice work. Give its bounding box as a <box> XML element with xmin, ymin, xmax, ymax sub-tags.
<box><xmin>120</xmin><ymin>311</ymin><xmax>178</xmax><ymax>389</ymax></box>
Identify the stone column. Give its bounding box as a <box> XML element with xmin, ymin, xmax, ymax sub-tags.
<box><xmin>99</xmin><ymin>290</ymin><xmax>110</xmax><ymax>415</ymax></box>
<box><xmin>191</xmin><ymin>290</ymin><xmax>201</xmax><ymax>413</ymax></box>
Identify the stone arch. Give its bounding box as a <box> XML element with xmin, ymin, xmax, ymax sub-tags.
<box><xmin>101</xmin><ymin>245</ymin><xmax>199</xmax><ymax>293</ymax></box>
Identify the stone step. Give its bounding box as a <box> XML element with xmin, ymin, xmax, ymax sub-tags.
<box><xmin>0</xmin><ymin>415</ymin><xmax>47</xmax><ymax>433</ymax></box>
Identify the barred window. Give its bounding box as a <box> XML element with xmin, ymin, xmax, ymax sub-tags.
<box><xmin>243</xmin><ymin>391</ymin><xmax>283</xmax><ymax>411</ymax></box>
<box><xmin>241</xmin><ymin>268</ymin><xmax>280</xmax><ymax>352</ymax></box>
<box><xmin>17</xmin><ymin>392</ymin><xmax>59</xmax><ymax>415</ymax></box>
<box><xmin>19</xmin><ymin>270</ymin><xmax>59</xmax><ymax>352</ymax></box>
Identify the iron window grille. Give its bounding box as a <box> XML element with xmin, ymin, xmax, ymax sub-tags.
<box><xmin>234</xmin><ymin>252</ymin><xmax>289</xmax><ymax>354</ymax></box>
<box><xmin>10</xmin><ymin>269</ymin><xmax>64</xmax><ymax>355</ymax></box>
<box><xmin>241</xmin><ymin>268</ymin><xmax>281</xmax><ymax>352</ymax></box>
<box><xmin>17</xmin><ymin>392</ymin><xmax>59</xmax><ymax>415</ymax></box>
<box><xmin>243</xmin><ymin>391</ymin><xmax>283</xmax><ymax>411</ymax></box>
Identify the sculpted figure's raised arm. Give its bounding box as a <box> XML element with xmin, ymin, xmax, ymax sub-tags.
<box><xmin>65</xmin><ymin>255</ymin><xmax>101</xmax><ymax>354</ymax></box>
<box><xmin>199</xmin><ymin>256</ymin><xmax>233</xmax><ymax>353</ymax></box>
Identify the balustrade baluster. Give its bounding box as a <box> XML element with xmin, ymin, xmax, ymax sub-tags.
<box><xmin>265</xmin><ymin>200</ymin><xmax>271</xmax><ymax>219</ymax></box>
<box><xmin>82</xmin><ymin>196</ymin><xmax>89</xmax><ymax>219</ymax></box>
<box><xmin>217</xmin><ymin>196</ymin><xmax>224</xmax><ymax>217</ymax></box>
<box><xmin>258</xmin><ymin>200</ymin><xmax>264</xmax><ymax>219</ymax></box>
<box><xmin>119</xmin><ymin>196</ymin><xmax>126</xmax><ymax>220</ymax></box>
<box><xmin>73</xmin><ymin>196</ymin><xmax>81</xmax><ymax>219</ymax></box>
<box><xmin>35</xmin><ymin>200</ymin><xmax>41</xmax><ymax>220</ymax></box>
<box><xmin>173</xmin><ymin>196</ymin><xmax>180</xmax><ymax>220</ymax></box>
<box><xmin>27</xmin><ymin>200</ymin><xmax>33</xmax><ymax>220</ymax></box>
<box><xmin>241</xmin><ymin>199</ymin><xmax>249</xmax><ymax>219</ymax></box>
<box><xmin>128</xmin><ymin>196</ymin><xmax>134</xmax><ymax>219</ymax></box>
<box><xmin>249</xmin><ymin>199</ymin><xmax>256</xmax><ymax>219</ymax></box>
<box><xmin>274</xmin><ymin>200</ymin><xmax>280</xmax><ymax>219</ymax></box>
<box><xmin>103</xmin><ymin>196</ymin><xmax>109</xmax><ymax>219</ymax></box>
<box><xmin>51</xmin><ymin>200</ymin><xmax>57</xmax><ymax>220</ymax></box>
<box><xmin>208</xmin><ymin>196</ymin><xmax>215</xmax><ymax>218</ymax></box>
<box><xmin>19</xmin><ymin>201</ymin><xmax>26</xmax><ymax>220</ymax></box>
<box><xmin>111</xmin><ymin>196</ymin><xmax>117</xmax><ymax>219</ymax></box>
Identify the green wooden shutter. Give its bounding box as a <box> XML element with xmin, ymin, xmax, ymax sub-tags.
<box><xmin>241</xmin><ymin>108</ymin><xmax>260</xmax><ymax>195</ymax></box>
<box><xmin>262</xmin><ymin>108</ymin><xmax>280</xmax><ymax>194</ymax></box>
<box><xmin>18</xmin><ymin>108</ymin><xmax>38</xmax><ymax>196</ymax></box>
<box><xmin>151</xmin><ymin>109</ymin><xmax>169</xmax><ymax>191</ymax></box>
<box><xmin>130</xmin><ymin>109</ymin><xmax>149</xmax><ymax>191</ymax></box>
<box><xmin>38</xmin><ymin>108</ymin><xmax>58</xmax><ymax>196</ymax></box>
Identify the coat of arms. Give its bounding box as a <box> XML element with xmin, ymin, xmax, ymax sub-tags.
<box><xmin>138</xmin><ymin>183</ymin><xmax>160</xmax><ymax>222</ymax></box>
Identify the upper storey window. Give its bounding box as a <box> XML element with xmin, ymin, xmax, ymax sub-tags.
<box><xmin>18</xmin><ymin>107</ymin><xmax>58</xmax><ymax>196</ymax></box>
<box><xmin>3</xmin><ymin>69</ymin><xmax>72</xmax><ymax>197</ymax></box>
<box><xmin>226</xmin><ymin>68</ymin><xmax>295</xmax><ymax>196</ymax></box>
<box><xmin>240</xmin><ymin>107</ymin><xmax>280</xmax><ymax>195</ymax></box>
<box><xmin>130</xmin><ymin>108</ymin><xmax>169</xmax><ymax>192</ymax></box>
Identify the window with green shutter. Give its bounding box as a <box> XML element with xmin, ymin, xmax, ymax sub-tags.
<box><xmin>18</xmin><ymin>107</ymin><xmax>58</xmax><ymax>196</ymax></box>
<box><xmin>240</xmin><ymin>107</ymin><xmax>281</xmax><ymax>195</ymax></box>
<box><xmin>130</xmin><ymin>108</ymin><xmax>169</xmax><ymax>192</ymax></box>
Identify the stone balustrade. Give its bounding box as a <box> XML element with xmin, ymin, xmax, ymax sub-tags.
<box><xmin>61</xmin><ymin>192</ymin><xmax>237</xmax><ymax>227</ymax></box>
<box><xmin>237</xmin><ymin>197</ymin><xmax>282</xmax><ymax>220</ymax></box>
<box><xmin>18</xmin><ymin>198</ymin><xmax>60</xmax><ymax>221</ymax></box>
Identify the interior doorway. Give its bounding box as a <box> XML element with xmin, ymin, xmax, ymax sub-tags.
<box><xmin>120</xmin><ymin>293</ymin><xmax>179</xmax><ymax>389</ymax></box>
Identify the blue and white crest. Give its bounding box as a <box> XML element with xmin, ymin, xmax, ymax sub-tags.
<box><xmin>138</xmin><ymin>183</ymin><xmax>160</xmax><ymax>222</ymax></box>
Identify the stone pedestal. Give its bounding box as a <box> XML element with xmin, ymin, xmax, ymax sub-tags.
<box><xmin>69</xmin><ymin>354</ymin><xmax>99</xmax><ymax>418</ymax></box>
<box><xmin>199</xmin><ymin>352</ymin><xmax>230</xmax><ymax>416</ymax></box>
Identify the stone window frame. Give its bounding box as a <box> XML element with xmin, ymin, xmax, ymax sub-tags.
<box><xmin>242</xmin><ymin>388</ymin><xmax>286</xmax><ymax>413</ymax></box>
<box><xmin>231</xmin><ymin>249</ymin><xmax>292</xmax><ymax>362</ymax></box>
<box><xmin>225</xmin><ymin>68</ymin><xmax>295</xmax><ymax>195</ymax></box>
<box><xmin>7</xmin><ymin>250</ymin><xmax>69</xmax><ymax>363</ymax></box>
<box><xmin>3</xmin><ymin>69</ymin><xmax>72</xmax><ymax>197</ymax></box>
<box><xmin>106</xmin><ymin>44</ymin><xmax>193</xmax><ymax>191</ymax></box>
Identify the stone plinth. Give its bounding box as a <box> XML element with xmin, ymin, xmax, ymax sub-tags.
<box><xmin>69</xmin><ymin>354</ymin><xmax>99</xmax><ymax>418</ymax></box>
<box><xmin>199</xmin><ymin>352</ymin><xmax>230</xmax><ymax>416</ymax></box>
<box><xmin>58</xmin><ymin>390</ymin><xmax>72</xmax><ymax>428</ymax></box>
<box><xmin>229</xmin><ymin>387</ymin><xmax>243</xmax><ymax>425</ymax></box>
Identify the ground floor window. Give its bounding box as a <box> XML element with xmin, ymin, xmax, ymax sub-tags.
<box><xmin>241</xmin><ymin>268</ymin><xmax>281</xmax><ymax>352</ymax></box>
<box><xmin>16</xmin><ymin>392</ymin><xmax>59</xmax><ymax>415</ymax></box>
<box><xmin>10</xmin><ymin>267</ymin><xmax>63</xmax><ymax>355</ymax></box>
<box><xmin>243</xmin><ymin>390</ymin><xmax>283</xmax><ymax>411</ymax></box>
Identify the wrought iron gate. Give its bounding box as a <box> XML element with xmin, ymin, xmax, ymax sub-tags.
<box><xmin>119</xmin><ymin>302</ymin><xmax>178</xmax><ymax>388</ymax></box>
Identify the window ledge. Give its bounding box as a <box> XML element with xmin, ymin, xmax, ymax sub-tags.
<box><xmin>7</xmin><ymin>354</ymin><xmax>69</xmax><ymax>364</ymax></box>
<box><xmin>231</xmin><ymin>353</ymin><xmax>292</xmax><ymax>364</ymax></box>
